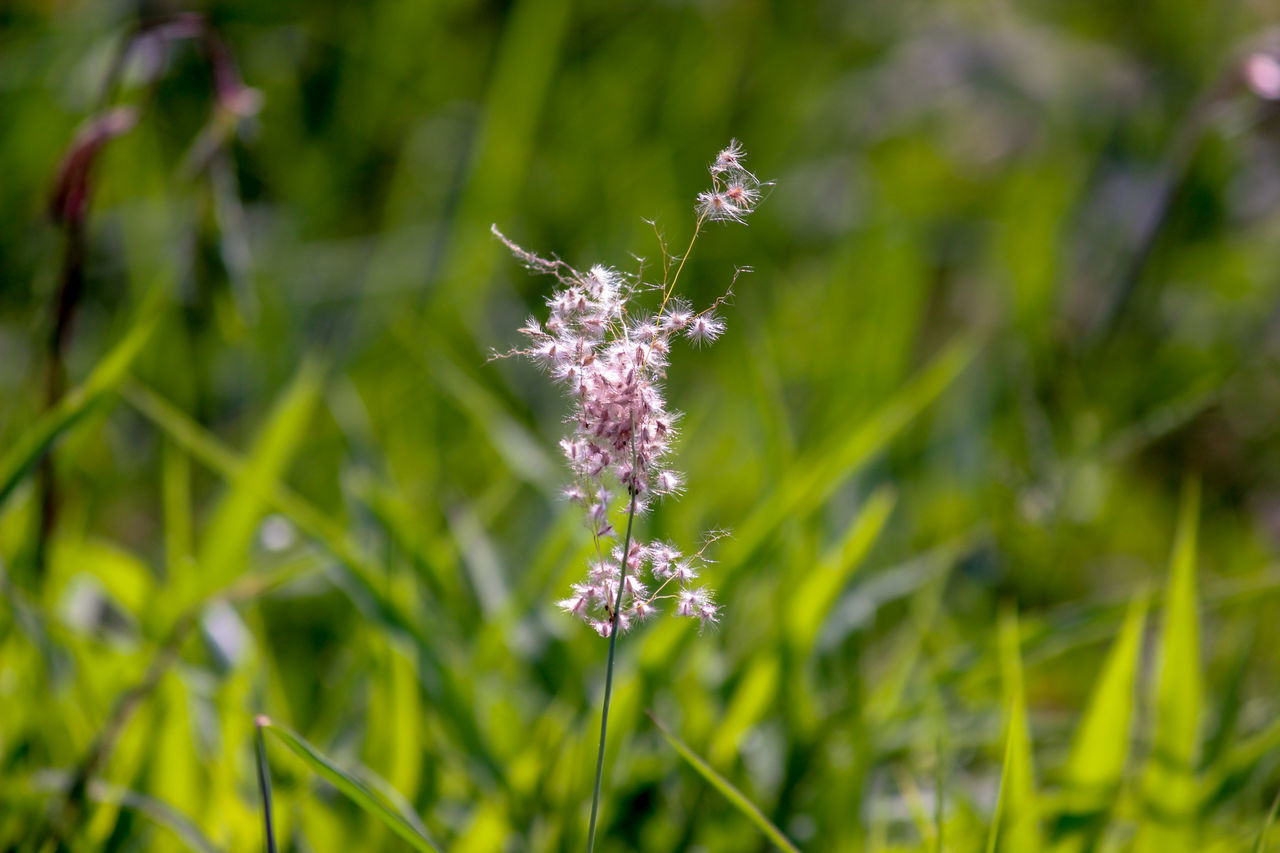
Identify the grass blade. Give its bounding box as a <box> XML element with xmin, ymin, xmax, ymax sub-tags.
<box><xmin>865</xmin><ymin>553</ymin><xmax>955</xmax><ymax>725</ymax></box>
<box><xmin>709</xmin><ymin>654</ymin><xmax>781</xmax><ymax>767</ymax></box>
<box><xmin>1254</xmin><ymin>788</ymin><xmax>1280</xmax><ymax>853</ymax></box>
<box><xmin>195</xmin><ymin>358</ymin><xmax>323</xmax><ymax>595</ymax></box>
<box><xmin>648</xmin><ymin>710</ymin><xmax>801</xmax><ymax>853</ymax></box>
<box><xmin>255</xmin><ymin>717</ymin><xmax>278</xmax><ymax>853</ymax></box>
<box><xmin>1056</xmin><ymin>592</ymin><xmax>1148</xmax><ymax>842</ymax></box>
<box><xmin>29</xmin><ymin>770</ymin><xmax>222</xmax><ymax>853</ymax></box>
<box><xmin>428</xmin><ymin>0</ymin><xmax>570</xmax><ymax>315</ymax></box>
<box><xmin>989</xmin><ymin>608</ymin><xmax>1042</xmax><ymax>853</ymax></box>
<box><xmin>162</xmin><ymin>439</ymin><xmax>194</xmax><ymax>576</ymax></box>
<box><xmin>123</xmin><ymin>380</ymin><xmax>503</xmax><ymax>784</ymax></box>
<box><xmin>258</xmin><ymin>717</ymin><xmax>441</xmax><ymax>852</ymax></box>
<box><xmin>722</xmin><ymin>339</ymin><xmax>973</xmax><ymax>578</ymax></box>
<box><xmin>0</xmin><ymin>297</ymin><xmax>160</xmax><ymax>511</ymax></box>
<box><xmin>785</xmin><ymin>486</ymin><xmax>895</xmax><ymax>654</ymax></box>
<box><xmin>396</xmin><ymin>327</ymin><xmax>558</xmax><ymax>493</ymax></box>
<box><xmin>1136</xmin><ymin>477</ymin><xmax>1202</xmax><ymax>853</ymax></box>
<box><xmin>122</xmin><ymin>379</ymin><xmax>354</xmax><ymax>563</ymax></box>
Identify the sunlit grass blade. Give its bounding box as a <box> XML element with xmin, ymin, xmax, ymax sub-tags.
<box><xmin>933</xmin><ymin>708</ymin><xmax>946</xmax><ymax>853</ymax></box>
<box><xmin>721</xmin><ymin>338</ymin><xmax>973</xmax><ymax>577</ymax></box>
<box><xmin>161</xmin><ymin>439</ymin><xmax>194</xmax><ymax>577</ymax></box>
<box><xmin>1201</xmin><ymin>715</ymin><xmax>1280</xmax><ymax>810</ymax></box>
<box><xmin>258</xmin><ymin>717</ymin><xmax>441</xmax><ymax>852</ymax></box>
<box><xmin>395</xmin><ymin>326</ymin><xmax>558</xmax><ymax>492</ymax></box>
<box><xmin>0</xmin><ymin>297</ymin><xmax>161</xmax><ymax>511</ymax></box>
<box><xmin>989</xmin><ymin>608</ymin><xmax>1042</xmax><ymax>853</ymax></box>
<box><xmin>196</xmin><ymin>358</ymin><xmax>324</xmax><ymax>594</ymax></box>
<box><xmin>124</xmin><ymin>379</ymin><xmax>503</xmax><ymax>783</ymax></box>
<box><xmin>647</xmin><ymin>710</ymin><xmax>801</xmax><ymax>853</ymax></box>
<box><xmin>1136</xmin><ymin>477</ymin><xmax>1202</xmax><ymax>853</ymax></box>
<box><xmin>429</xmin><ymin>0</ymin><xmax>570</xmax><ymax>314</ymax></box>
<box><xmin>891</xmin><ymin>765</ymin><xmax>940</xmax><ymax>849</ymax></box>
<box><xmin>865</xmin><ymin>553</ymin><xmax>955</xmax><ymax>725</ymax></box>
<box><xmin>1054</xmin><ymin>592</ymin><xmax>1148</xmax><ymax>846</ymax></box>
<box><xmin>785</xmin><ymin>486</ymin><xmax>895</xmax><ymax>654</ymax></box>
<box><xmin>122</xmin><ymin>379</ymin><xmax>360</xmax><ymax>569</ymax></box>
<box><xmin>1254</xmin><ymin>788</ymin><xmax>1280</xmax><ymax>853</ymax></box>
<box><xmin>29</xmin><ymin>770</ymin><xmax>220</xmax><ymax>853</ymax></box>
<box><xmin>709</xmin><ymin>654</ymin><xmax>781</xmax><ymax>767</ymax></box>
<box><xmin>364</xmin><ymin>640</ymin><xmax>425</xmax><ymax>825</ymax></box>
<box><xmin>255</xmin><ymin>717</ymin><xmax>278</xmax><ymax>853</ymax></box>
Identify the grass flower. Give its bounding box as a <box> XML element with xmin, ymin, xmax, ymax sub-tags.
<box><xmin>492</xmin><ymin>141</ymin><xmax>766</xmax><ymax>852</ymax></box>
<box><xmin>493</xmin><ymin>146</ymin><xmax>766</xmax><ymax>633</ymax></box>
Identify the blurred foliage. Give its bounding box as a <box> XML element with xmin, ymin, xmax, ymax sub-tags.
<box><xmin>5</xmin><ymin>0</ymin><xmax>1280</xmax><ymax>850</ymax></box>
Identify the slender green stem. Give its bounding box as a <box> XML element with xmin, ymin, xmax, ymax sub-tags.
<box><xmin>585</xmin><ymin>212</ymin><xmax>700</xmax><ymax>849</ymax></box>
<box><xmin>586</xmin><ymin>421</ymin><xmax>640</xmax><ymax>853</ymax></box>
<box><xmin>656</xmin><ymin>216</ymin><xmax>704</xmax><ymax>322</ymax></box>
<box><xmin>255</xmin><ymin>717</ymin><xmax>278</xmax><ymax>853</ymax></box>
<box><xmin>934</xmin><ymin>725</ymin><xmax>945</xmax><ymax>853</ymax></box>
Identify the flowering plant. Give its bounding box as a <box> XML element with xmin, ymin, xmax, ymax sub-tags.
<box><xmin>492</xmin><ymin>140</ymin><xmax>766</xmax><ymax>850</ymax></box>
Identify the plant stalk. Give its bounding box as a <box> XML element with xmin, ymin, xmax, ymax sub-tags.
<box><xmin>584</xmin><ymin>211</ymin><xmax>702</xmax><ymax>850</ymax></box>
<box><xmin>255</xmin><ymin>718</ymin><xmax>278</xmax><ymax>853</ymax></box>
<box><xmin>585</xmin><ymin>422</ymin><xmax>640</xmax><ymax>852</ymax></box>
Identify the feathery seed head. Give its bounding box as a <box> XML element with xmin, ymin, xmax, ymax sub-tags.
<box><xmin>711</xmin><ymin>139</ymin><xmax>751</xmax><ymax>177</ymax></box>
<box><xmin>685</xmin><ymin>312</ymin><xmax>726</xmax><ymax>347</ymax></box>
<box><xmin>697</xmin><ymin>190</ymin><xmax>747</xmax><ymax>224</ymax></box>
<box><xmin>492</xmin><ymin>141</ymin><xmax>767</xmax><ymax>635</ymax></box>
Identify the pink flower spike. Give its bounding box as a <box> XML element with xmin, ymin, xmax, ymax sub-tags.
<box><xmin>493</xmin><ymin>141</ymin><xmax>767</xmax><ymax>635</ymax></box>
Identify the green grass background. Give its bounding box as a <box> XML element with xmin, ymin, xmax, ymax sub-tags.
<box><xmin>4</xmin><ymin>0</ymin><xmax>1280</xmax><ymax>850</ymax></box>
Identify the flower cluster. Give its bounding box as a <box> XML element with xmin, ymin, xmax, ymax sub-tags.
<box><xmin>492</xmin><ymin>141</ymin><xmax>765</xmax><ymax>636</ymax></box>
<box><xmin>556</xmin><ymin>536</ymin><xmax>727</xmax><ymax>637</ymax></box>
<box><xmin>697</xmin><ymin>139</ymin><xmax>764</xmax><ymax>224</ymax></box>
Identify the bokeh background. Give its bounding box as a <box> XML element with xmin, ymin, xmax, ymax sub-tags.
<box><xmin>5</xmin><ymin>1</ymin><xmax>1280</xmax><ymax>850</ymax></box>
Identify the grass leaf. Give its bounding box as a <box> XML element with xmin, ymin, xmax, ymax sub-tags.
<box><xmin>29</xmin><ymin>770</ymin><xmax>222</xmax><ymax>853</ymax></box>
<box><xmin>195</xmin><ymin>358</ymin><xmax>324</xmax><ymax>594</ymax></box>
<box><xmin>124</xmin><ymin>380</ymin><xmax>503</xmax><ymax>784</ymax></box>
<box><xmin>786</xmin><ymin>486</ymin><xmax>895</xmax><ymax>654</ymax></box>
<box><xmin>0</xmin><ymin>297</ymin><xmax>161</xmax><ymax>511</ymax></box>
<box><xmin>722</xmin><ymin>339</ymin><xmax>974</xmax><ymax>577</ymax></box>
<box><xmin>709</xmin><ymin>654</ymin><xmax>781</xmax><ymax>767</ymax></box>
<box><xmin>989</xmin><ymin>608</ymin><xmax>1042</xmax><ymax>853</ymax></box>
<box><xmin>648</xmin><ymin>710</ymin><xmax>801</xmax><ymax>853</ymax></box>
<box><xmin>258</xmin><ymin>717</ymin><xmax>441</xmax><ymax>852</ymax></box>
<box><xmin>1254</xmin><ymin>788</ymin><xmax>1280</xmax><ymax>853</ymax></box>
<box><xmin>1136</xmin><ymin>477</ymin><xmax>1202</xmax><ymax>852</ymax></box>
<box><xmin>255</xmin><ymin>717</ymin><xmax>278</xmax><ymax>853</ymax></box>
<box><xmin>1056</xmin><ymin>591</ymin><xmax>1148</xmax><ymax>837</ymax></box>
